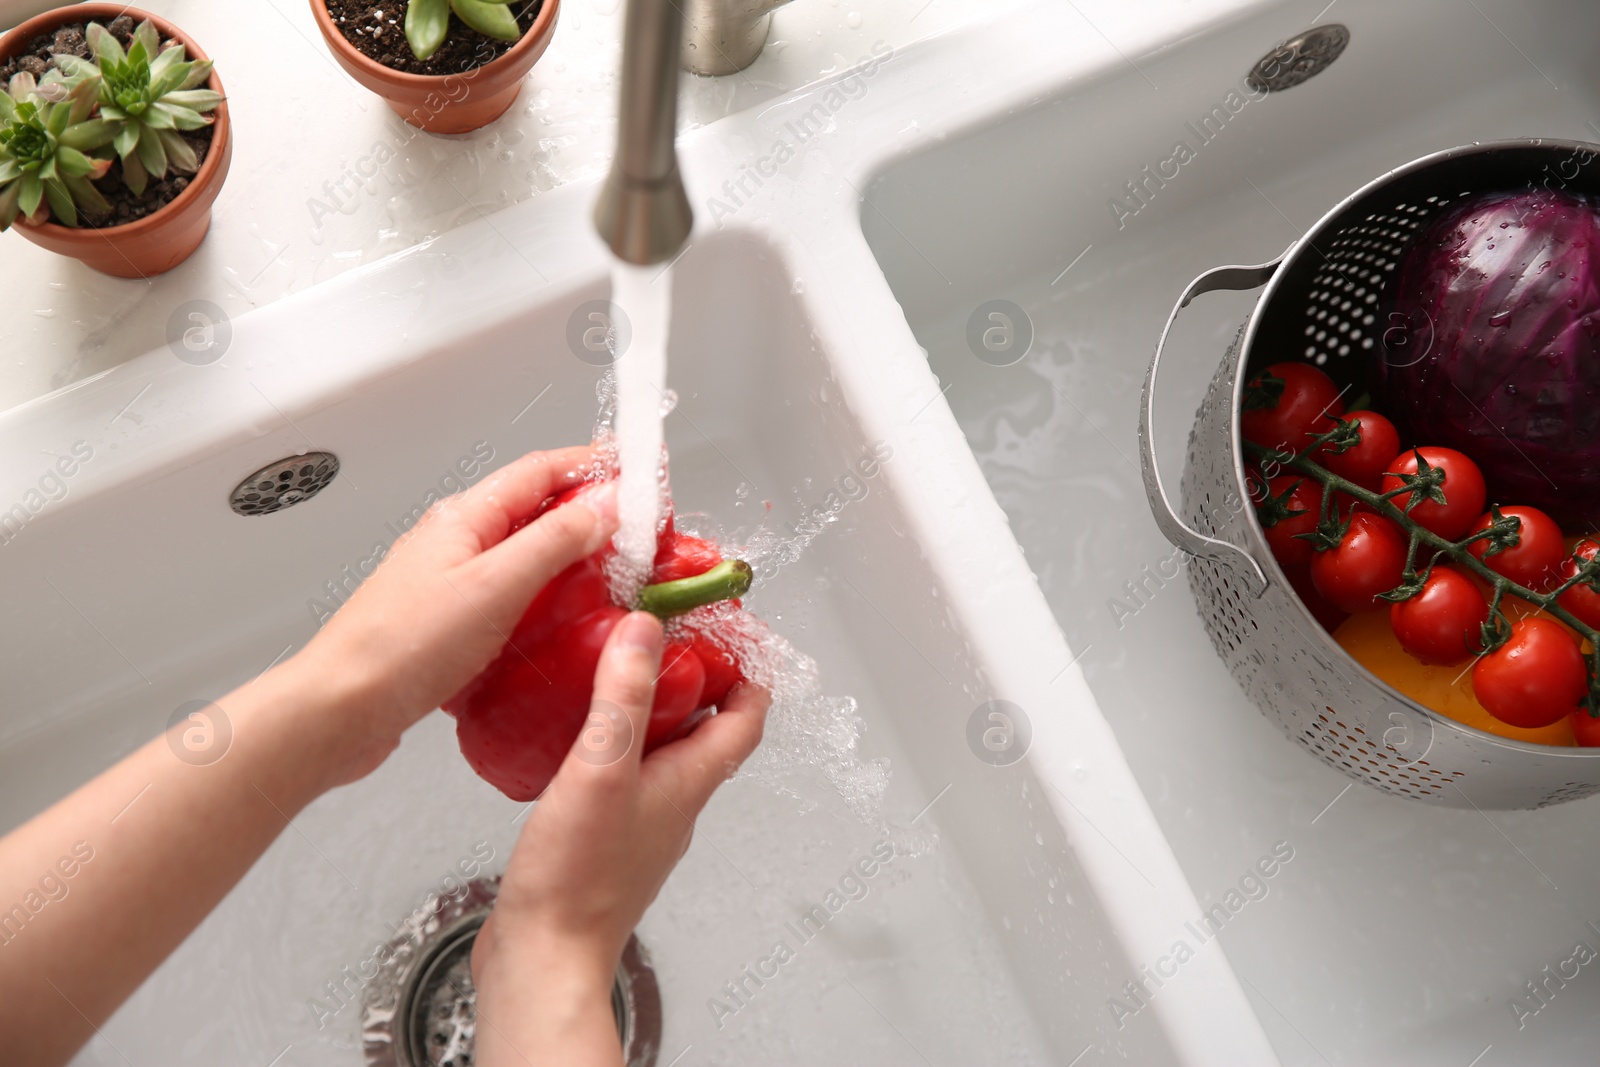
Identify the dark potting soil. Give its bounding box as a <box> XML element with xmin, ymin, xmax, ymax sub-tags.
<box><xmin>0</xmin><ymin>15</ymin><xmax>216</xmax><ymax>229</ymax></box>
<box><xmin>322</xmin><ymin>0</ymin><xmax>543</xmax><ymax>77</ymax></box>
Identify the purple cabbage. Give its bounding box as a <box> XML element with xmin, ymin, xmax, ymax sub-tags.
<box><xmin>1374</xmin><ymin>188</ymin><xmax>1600</xmax><ymax>527</ymax></box>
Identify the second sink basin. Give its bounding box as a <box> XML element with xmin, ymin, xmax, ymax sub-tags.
<box><xmin>864</xmin><ymin>0</ymin><xmax>1600</xmax><ymax>1063</ymax></box>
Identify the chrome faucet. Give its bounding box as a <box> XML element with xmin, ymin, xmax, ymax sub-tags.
<box><xmin>681</xmin><ymin>0</ymin><xmax>793</xmax><ymax>76</ymax></box>
<box><xmin>592</xmin><ymin>0</ymin><xmax>794</xmax><ymax>263</ymax></box>
<box><xmin>593</xmin><ymin>0</ymin><xmax>693</xmax><ymax>265</ymax></box>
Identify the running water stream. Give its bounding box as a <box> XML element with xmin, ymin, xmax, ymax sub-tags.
<box><xmin>601</xmin><ymin>260</ymin><xmax>921</xmax><ymax>842</ymax></box>
<box><xmin>610</xmin><ymin>262</ymin><xmax>671</xmax><ymax>602</ymax></box>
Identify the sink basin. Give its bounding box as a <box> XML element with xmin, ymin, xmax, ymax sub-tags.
<box><xmin>0</xmin><ymin>214</ymin><xmax>1202</xmax><ymax>1063</ymax></box>
<box><xmin>864</xmin><ymin>0</ymin><xmax>1600</xmax><ymax>1063</ymax></box>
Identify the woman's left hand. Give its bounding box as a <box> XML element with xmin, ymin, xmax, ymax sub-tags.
<box><xmin>293</xmin><ymin>445</ymin><xmax>618</xmax><ymax>784</ymax></box>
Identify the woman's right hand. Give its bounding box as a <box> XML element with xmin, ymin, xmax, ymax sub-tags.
<box><xmin>470</xmin><ymin>610</ymin><xmax>769</xmax><ymax>1066</ymax></box>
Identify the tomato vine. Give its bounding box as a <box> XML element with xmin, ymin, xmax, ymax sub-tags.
<box><xmin>1243</xmin><ymin>424</ymin><xmax>1600</xmax><ymax>715</ymax></box>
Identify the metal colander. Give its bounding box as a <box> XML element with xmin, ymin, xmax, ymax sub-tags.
<box><xmin>1140</xmin><ymin>139</ymin><xmax>1600</xmax><ymax>810</ymax></box>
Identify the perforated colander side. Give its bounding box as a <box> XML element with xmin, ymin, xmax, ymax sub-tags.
<box><xmin>1244</xmin><ymin>139</ymin><xmax>1600</xmax><ymax>390</ymax></box>
<box><xmin>1291</xmin><ymin>194</ymin><xmax>1470</xmax><ymax>371</ymax></box>
<box><xmin>1299</xmin><ymin>708</ymin><xmax>1462</xmax><ymax>801</ymax></box>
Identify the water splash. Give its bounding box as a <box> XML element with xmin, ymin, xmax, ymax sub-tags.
<box><xmin>675</xmin><ymin>601</ymin><xmax>898</xmax><ymax>829</ymax></box>
<box><xmin>589</xmin><ymin>262</ymin><xmax>916</xmax><ymax>844</ymax></box>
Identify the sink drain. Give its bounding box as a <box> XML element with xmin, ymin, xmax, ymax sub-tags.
<box><xmin>403</xmin><ymin>913</ymin><xmax>480</xmax><ymax>1066</ymax></box>
<box><xmin>362</xmin><ymin>878</ymin><xmax>661</xmax><ymax>1067</ymax></box>
<box><xmin>229</xmin><ymin>452</ymin><xmax>339</xmax><ymax>515</ymax></box>
<box><xmin>1246</xmin><ymin>23</ymin><xmax>1349</xmax><ymax>93</ymax></box>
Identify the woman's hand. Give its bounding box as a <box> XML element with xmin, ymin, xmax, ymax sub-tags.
<box><xmin>470</xmin><ymin>612</ymin><xmax>769</xmax><ymax>1066</ymax></box>
<box><xmin>291</xmin><ymin>445</ymin><xmax>618</xmax><ymax>785</ymax></box>
<box><xmin>0</xmin><ymin>443</ymin><xmax>642</xmax><ymax>1067</ymax></box>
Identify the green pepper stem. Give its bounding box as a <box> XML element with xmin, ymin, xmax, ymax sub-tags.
<box><xmin>637</xmin><ymin>560</ymin><xmax>753</xmax><ymax>618</ymax></box>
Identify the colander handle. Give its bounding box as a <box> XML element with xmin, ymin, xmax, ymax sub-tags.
<box><xmin>1139</xmin><ymin>258</ymin><xmax>1283</xmax><ymax>598</ymax></box>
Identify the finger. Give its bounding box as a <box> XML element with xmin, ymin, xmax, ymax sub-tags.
<box><xmin>449</xmin><ymin>445</ymin><xmax>602</xmax><ymax>548</ymax></box>
<box><xmin>451</xmin><ymin>480</ymin><xmax>618</xmax><ymax>624</ymax></box>
<box><xmin>564</xmin><ymin>612</ymin><xmax>663</xmax><ymax>782</ymax></box>
<box><xmin>643</xmin><ymin>683</ymin><xmax>769</xmax><ymax>816</ymax></box>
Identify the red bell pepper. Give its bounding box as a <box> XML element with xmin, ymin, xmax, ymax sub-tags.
<box><xmin>443</xmin><ymin>481</ymin><xmax>754</xmax><ymax>801</ymax></box>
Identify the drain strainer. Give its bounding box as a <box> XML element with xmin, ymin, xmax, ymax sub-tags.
<box><xmin>403</xmin><ymin>913</ymin><xmax>481</xmax><ymax>1066</ymax></box>
<box><xmin>228</xmin><ymin>452</ymin><xmax>339</xmax><ymax>515</ymax></box>
<box><xmin>1247</xmin><ymin>23</ymin><xmax>1349</xmax><ymax>93</ymax></box>
<box><xmin>363</xmin><ymin>878</ymin><xmax>661</xmax><ymax>1067</ymax></box>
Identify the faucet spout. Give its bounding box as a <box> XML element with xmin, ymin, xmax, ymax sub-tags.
<box><xmin>594</xmin><ymin>0</ymin><xmax>694</xmax><ymax>266</ymax></box>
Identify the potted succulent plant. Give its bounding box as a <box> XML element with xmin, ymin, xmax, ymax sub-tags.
<box><xmin>0</xmin><ymin>6</ymin><xmax>230</xmax><ymax>277</ymax></box>
<box><xmin>311</xmin><ymin>0</ymin><xmax>559</xmax><ymax>134</ymax></box>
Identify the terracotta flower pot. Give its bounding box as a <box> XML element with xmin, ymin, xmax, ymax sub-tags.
<box><xmin>310</xmin><ymin>0</ymin><xmax>560</xmax><ymax>134</ymax></box>
<box><xmin>0</xmin><ymin>4</ymin><xmax>232</xmax><ymax>278</ymax></box>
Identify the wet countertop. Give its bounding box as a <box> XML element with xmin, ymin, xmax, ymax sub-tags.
<box><xmin>0</xmin><ymin>0</ymin><xmax>989</xmax><ymax>410</ymax></box>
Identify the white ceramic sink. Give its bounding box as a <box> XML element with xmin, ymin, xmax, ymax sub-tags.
<box><xmin>0</xmin><ymin>219</ymin><xmax>1193</xmax><ymax>1064</ymax></box>
<box><xmin>0</xmin><ymin>125</ymin><xmax>1278</xmax><ymax>1064</ymax></box>
<box><xmin>29</xmin><ymin>0</ymin><xmax>1599</xmax><ymax>1063</ymax></box>
<box><xmin>864</xmin><ymin>0</ymin><xmax>1600</xmax><ymax>1064</ymax></box>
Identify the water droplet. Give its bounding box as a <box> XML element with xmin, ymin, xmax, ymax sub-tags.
<box><xmin>846</xmin><ymin>10</ymin><xmax>862</xmax><ymax>27</ymax></box>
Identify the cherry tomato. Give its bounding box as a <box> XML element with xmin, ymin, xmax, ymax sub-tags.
<box><xmin>1240</xmin><ymin>362</ymin><xmax>1345</xmax><ymax>454</ymax></box>
<box><xmin>1287</xmin><ymin>564</ymin><xmax>1348</xmax><ymax>633</ymax></box>
<box><xmin>1253</xmin><ymin>475</ymin><xmax>1320</xmax><ymax>568</ymax></box>
<box><xmin>1311</xmin><ymin>410</ymin><xmax>1401</xmax><ymax>493</ymax></box>
<box><xmin>1381</xmin><ymin>448</ymin><xmax>1487</xmax><ymax>541</ymax></box>
<box><xmin>1465</xmin><ymin>506</ymin><xmax>1566</xmax><ymax>592</ymax></box>
<box><xmin>1557</xmin><ymin>539</ymin><xmax>1600</xmax><ymax>630</ymax></box>
<box><xmin>1570</xmin><ymin>708</ymin><xmax>1600</xmax><ymax>747</ymax></box>
<box><xmin>1388</xmin><ymin>567</ymin><xmax>1488</xmax><ymax>666</ymax></box>
<box><xmin>1335</xmin><ymin>610</ymin><xmax>1575</xmax><ymax>746</ymax></box>
<box><xmin>1244</xmin><ymin>465</ymin><xmax>1268</xmax><ymax>503</ymax></box>
<box><xmin>1310</xmin><ymin>512</ymin><xmax>1408</xmax><ymax>614</ymax></box>
<box><xmin>1472</xmin><ymin>617</ymin><xmax>1588</xmax><ymax>729</ymax></box>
